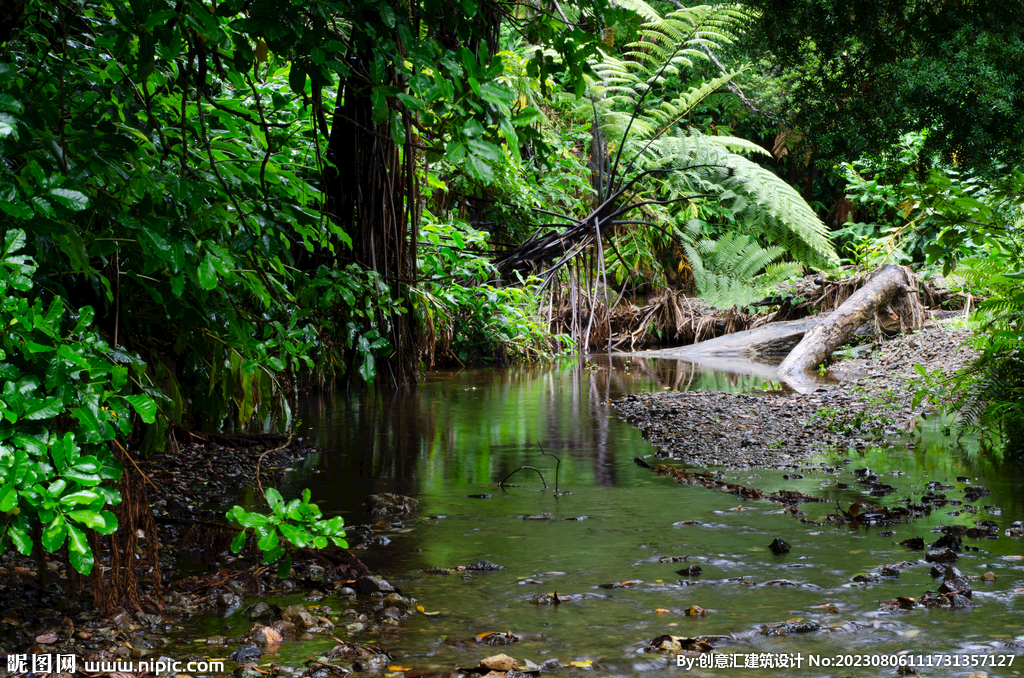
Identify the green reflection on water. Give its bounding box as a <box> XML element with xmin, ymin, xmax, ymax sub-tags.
<box><xmin>175</xmin><ymin>357</ymin><xmax>1024</xmax><ymax>677</ymax></box>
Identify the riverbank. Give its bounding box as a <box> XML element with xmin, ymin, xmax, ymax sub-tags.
<box><xmin>612</xmin><ymin>321</ymin><xmax>977</xmax><ymax>469</ymax></box>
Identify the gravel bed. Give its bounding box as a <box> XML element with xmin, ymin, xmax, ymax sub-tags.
<box><xmin>613</xmin><ymin>323</ymin><xmax>978</xmax><ymax>469</ymax></box>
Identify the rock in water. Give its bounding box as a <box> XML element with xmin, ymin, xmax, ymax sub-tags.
<box><xmin>479</xmin><ymin>654</ymin><xmax>518</xmax><ymax>672</ymax></box>
<box><xmin>769</xmin><ymin>538</ymin><xmax>791</xmax><ymax>554</ymax></box>
<box><xmin>355</xmin><ymin>575</ymin><xmax>395</xmax><ymax>594</ymax></box>
<box><xmin>467</xmin><ymin>560</ymin><xmax>505</xmax><ymax>571</ymax></box>
<box><xmin>925</xmin><ymin>548</ymin><xmax>958</xmax><ymax>563</ymax></box>
<box><xmin>228</xmin><ymin>644</ymin><xmax>262</xmax><ymax>663</ymax></box>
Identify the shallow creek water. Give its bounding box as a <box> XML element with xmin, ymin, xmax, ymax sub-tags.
<box><xmin>202</xmin><ymin>357</ymin><xmax>1024</xmax><ymax>676</ymax></box>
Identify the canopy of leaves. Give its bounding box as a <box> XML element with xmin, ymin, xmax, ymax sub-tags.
<box><xmin>741</xmin><ymin>0</ymin><xmax>1024</xmax><ymax>170</ymax></box>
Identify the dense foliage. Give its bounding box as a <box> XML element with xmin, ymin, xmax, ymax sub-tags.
<box><xmin>740</xmin><ymin>0</ymin><xmax>1024</xmax><ymax>170</ymax></box>
<box><xmin>0</xmin><ymin>0</ymin><xmax>1021</xmax><ymax>589</ymax></box>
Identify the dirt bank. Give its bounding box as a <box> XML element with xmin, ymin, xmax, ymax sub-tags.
<box><xmin>612</xmin><ymin>322</ymin><xmax>977</xmax><ymax>469</ymax></box>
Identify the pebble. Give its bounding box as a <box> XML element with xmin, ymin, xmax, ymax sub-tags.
<box><xmin>613</xmin><ymin>325</ymin><xmax>976</xmax><ymax>469</ymax></box>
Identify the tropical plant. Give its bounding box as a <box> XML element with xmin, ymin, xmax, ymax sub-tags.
<box><xmin>0</xmin><ymin>230</ymin><xmax>158</xmax><ymax>575</ymax></box>
<box><xmin>227</xmin><ymin>488</ymin><xmax>348</xmax><ymax>578</ymax></box>
<box><xmin>520</xmin><ymin>4</ymin><xmax>836</xmax><ymax>315</ymax></box>
<box><xmin>911</xmin><ymin>170</ymin><xmax>1024</xmax><ymax>456</ymax></box>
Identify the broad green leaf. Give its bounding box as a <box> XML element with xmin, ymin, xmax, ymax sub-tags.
<box><xmin>95</xmin><ymin>510</ymin><xmax>118</xmax><ymax>535</ymax></box>
<box><xmin>198</xmin><ymin>255</ymin><xmax>218</xmax><ymax>290</ymax></box>
<box><xmin>67</xmin><ymin>524</ymin><xmax>94</xmax><ymax>574</ymax></box>
<box><xmin>230</xmin><ymin>529</ymin><xmax>247</xmax><ymax>553</ymax></box>
<box><xmin>257</xmin><ymin>528</ymin><xmax>279</xmax><ymax>550</ymax></box>
<box><xmin>0</xmin><ymin>483</ymin><xmax>17</xmax><ymax>511</ymax></box>
<box><xmin>277</xmin><ymin>554</ymin><xmax>292</xmax><ymax>579</ymax></box>
<box><xmin>266</xmin><ymin>488</ymin><xmax>284</xmax><ymax>514</ymax></box>
<box><xmin>124</xmin><ymin>393</ymin><xmax>157</xmax><ymax>423</ymax></box>
<box><xmin>42</xmin><ymin>515</ymin><xmax>67</xmax><ymax>551</ymax></box>
<box><xmin>278</xmin><ymin>522</ymin><xmax>309</xmax><ymax>547</ymax></box>
<box><xmin>49</xmin><ymin>188</ymin><xmax>89</xmax><ymax>211</ymax></box>
<box><xmin>60</xmin><ymin>489</ymin><xmax>100</xmax><ymax>506</ymax></box>
<box><xmin>66</xmin><ymin>509</ymin><xmax>105</xmax><ymax>529</ymax></box>
<box><xmin>23</xmin><ymin>396</ymin><xmax>63</xmax><ymax>420</ymax></box>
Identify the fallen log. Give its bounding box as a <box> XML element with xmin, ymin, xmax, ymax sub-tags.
<box><xmin>777</xmin><ymin>264</ymin><xmax>921</xmax><ymax>376</ymax></box>
<box><xmin>635</xmin><ymin>317</ymin><xmax>822</xmax><ymax>361</ymax></box>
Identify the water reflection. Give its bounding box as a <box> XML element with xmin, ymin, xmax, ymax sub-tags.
<box><xmin>288</xmin><ymin>357</ymin><xmax>784</xmax><ymax>517</ymax></box>
<box><xmin>250</xmin><ymin>358</ymin><xmax>1024</xmax><ymax>676</ymax></box>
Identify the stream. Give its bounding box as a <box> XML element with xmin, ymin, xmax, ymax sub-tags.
<box><xmin>196</xmin><ymin>357</ymin><xmax>1024</xmax><ymax>676</ymax></box>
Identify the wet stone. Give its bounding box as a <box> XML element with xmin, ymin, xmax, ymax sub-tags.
<box><xmin>938</xmin><ymin>567</ymin><xmax>972</xmax><ymax>598</ymax></box>
<box><xmin>282</xmin><ymin>604</ymin><xmax>317</xmax><ymax>629</ymax></box>
<box><xmin>853</xmin><ymin>573</ymin><xmax>880</xmax><ymax>583</ymax></box>
<box><xmin>925</xmin><ymin>548</ymin><xmax>958</xmax><ymax>563</ymax></box>
<box><xmin>931</xmin><ymin>534</ymin><xmax>962</xmax><ymax>551</ymax></box>
<box><xmin>356</xmin><ymin>575</ymin><xmax>395</xmax><ymax>594</ymax></box>
<box><xmin>228</xmin><ymin>644</ymin><xmax>262</xmax><ymax>663</ymax></box>
<box><xmin>244</xmin><ymin>602</ymin><xmax>274</xmax><ymax>619</ymax></box>
<box><xmin>981</xmin><ymin>571</ymin><xmax>996</xmax><ymax>582</ymax></box>
<box><xmin>307</xmin><ymin>565</ymin><xmax>326</xmax><ymax>582</ymax></box>
<box><xmin>769</xmin><ymin>538</ymin><xmax>791</xmax><ymax>554</ymax></box>
<box><xmin>760</xmin><ymin>620</ymin><xmax>820</xmax><ymax>636</ymax></box>
<box><xmin>217</xmin><ymin>592</ymin><xmax>241</xmax><ymax>608</ymax></box>
<box><xmin>676</xmin><ymin>565</ymin><xmax>703</xmax><ymax>577</ymax></box>
<box><xmin>480</xmin><ymin>654</ymin><xmax>518</xmax><ymax>672</ymax></box>
<box><xmin>899</xmin><ymin>537</ymin><xmax>925</xmax><ymax>550</ymax></box>
<box><xmin>467</xmin><ymin>560</ymin><xmax>505</xmax><ymax>571</ymax></box>
<box><xmin>949</xmin><ymin>593</ymin><xmax>973</xmax><ymax>608</ymax></box>
<box><xmin>879</xmin><ymin>566</ymin><xmax>901</xmax><ymax>578</ymax></box>
<box><xmin>272</xmin><ymin>620</ymin><xmax>296</xmax><ymax>635</ymax></box>
<box><xmin>963</xmin><ymin>486</ymin><xmax>992</xmax><ymax>502</ymax></box>
<box><xmin>383</xmin><ymin>593</ymin><xmax>408</xmax><ymax>611</ymax></box>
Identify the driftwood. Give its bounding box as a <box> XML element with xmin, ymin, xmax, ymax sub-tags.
<box><xmin>778</xmin><ymin>264</ymin><xmax>922</xmax><ymax>376</ymax></box>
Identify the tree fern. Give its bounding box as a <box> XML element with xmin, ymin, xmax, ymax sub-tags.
<box><xmin>589</xmin><ymin>5</ymin><xmax>837</xmax><ymax>275</ymax></box>
<box><xmin>693</xmin><ymin>232</ymin><xmax>803</xmax><ymax>307</ymax></box>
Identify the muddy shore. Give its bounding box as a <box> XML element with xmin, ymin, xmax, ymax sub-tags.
<box><xmin>612</xmin><ymin>322</ymin><xmax>978</xmax><ymax>470</ymax></box>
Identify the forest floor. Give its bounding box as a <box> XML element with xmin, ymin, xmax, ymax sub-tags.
<box><xmin>612</xmin><ymin>319</ymin><xmax>977</xmax><ymax>470</ymax></box>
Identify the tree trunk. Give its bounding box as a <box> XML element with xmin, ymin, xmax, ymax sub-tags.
<box><xmin>777</xmin><ymin>264</ymin><xmax>915</xmax><ymax>376</ymax></box>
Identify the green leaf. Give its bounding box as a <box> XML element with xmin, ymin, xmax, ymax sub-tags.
<box><xmin>42</xmin><ymin>515</ymin><xmax>67</xmax><ymax>551</ymax></box>
<box><xmin>277</xmin><ymin>554</ymin><xmax>292</xmax><ymax>579</ymax></box>
<box><xmin>278</xmin><ymin>522</ymin><xmax>309</xmax><ymax>547</ymax></box>
<box><xmin>67</xmin><ymin>524</ymin><xmax>94</xmax><ymax>574</ymax></box>
<box><xmin>95</xmin><ymin>510</ymin><xmax>118</xmax><ymax>535</ymax></box>
<box><xmin>124</xmin><ymin>394</ymin><xmax>157</xmax><ymax>423</ymax></box>
<box><xmin>198</xmin><ymin>255</ymin><xmax>218</xmax><ymax>290</ymax></box>
<box><xmin>30</xmin><ymin>196</ymin><xmax>56</xmax><ymax>217</ymax></box>
<box><xmin>257</xmin><ymin>528</ymin><xmax>279</xmax><ymax>551</ymax></box>
<box><xmin>9</xmin><ymin>517</ymin><xmax>32</xmax><ymax>554</ymax></box>
<box><xmin>0</xmin><ymin>94</ymin><xmax>24</xmax><ymax>114</ymax></box>
<box><xmin>358</xmin><ymin>353</ymin><xmax>376</xmax><ymax>383</ymax></box>
<box><xmin>266</xmin><ymin>488</ymin><xmax>284</xmax><ymax>514</ymax></box>
<box><xmin>23</xmin><ymin>396</ymin><xmax>62</xmax><ymax>421</ymax></box>
<box><xmin>230</xmin><ymin>529</ymin><xmax>247</xmax><ymax>553</ymax></box>
<box><xmin>511</xmin><ymin>107</ymin><xmax>543</xmax><ymax>125</ymax></box>
<box><xmin>49</xmin><ymin>188</ymin><xmax>89</xmax><ymax>211</ymax></box>
<box><xmin>312</xmin><ymin>535</ymin><xmax>328</xmax><ymax>549</ymax></box>
<box><xmin>66</xmin><ymin>509</ymin><xmax>105</xmax><ymax>529</ymax></box>
<box><xmin>0</xmin><ymin>483</ymin><xmax>17</xmax><ymax>511</ymax></box>
<box><xmin>262</xmin><ymin>544</ymin><xmax>285</xmax><ymax>564</ymax></box>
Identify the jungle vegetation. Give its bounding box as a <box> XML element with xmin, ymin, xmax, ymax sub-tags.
<box><xmin>0</xmin><ymin>0</ymin><xmax>1022</xmax><ymax>606</ymax></box>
